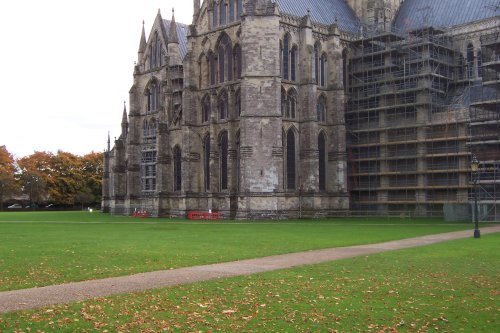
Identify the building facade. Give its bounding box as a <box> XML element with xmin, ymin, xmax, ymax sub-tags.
<box><xmin>103</xmin><ymin>0</ymin><xmax>500</xmax><ymax>220</ymax></box>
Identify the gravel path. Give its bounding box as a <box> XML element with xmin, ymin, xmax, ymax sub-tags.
<box><xmin>1</xmin><ymin>226</ymin><xmax>499</xmax><ymax>314</ymax></box>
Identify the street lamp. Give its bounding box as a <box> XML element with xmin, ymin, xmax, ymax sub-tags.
<box><xmin>471</xmin><ymin>154</ymin><xmax>480</xmax><ymax>238</ymax></box>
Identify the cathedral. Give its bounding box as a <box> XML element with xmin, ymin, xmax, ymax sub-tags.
<box><xmin>103</xmin><ymin>0</ymin><xmax>500</xmax><ymax>220</ymax></box>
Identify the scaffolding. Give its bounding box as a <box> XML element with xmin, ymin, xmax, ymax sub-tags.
<box><xmin>347</xmin><ymin>25</ymin><xmax>472</xmax><ymax>217</ymax></box>
<box><xmin>467</xmin><ymin>31</ymin><xmax>500</xmax><ymax>222</ymax></box>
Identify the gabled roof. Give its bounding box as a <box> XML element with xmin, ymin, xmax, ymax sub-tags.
<box><xmin>275</xmin><ymin>0</ymin><xmax>360</xmax><ymax>33</ymax></box>
<box><xmin>394</xmin><ymin>0</ymin><xmax>500</xmax><ymax>31</ymax></box>
<box><xmin>163</xmin><ymin>19</ymin><xmax>189</xmax><ymax>60</ymax></box>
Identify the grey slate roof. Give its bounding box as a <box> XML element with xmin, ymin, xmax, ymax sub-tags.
<box><xmin>394</xmin><ymin>0</ymin><xmax>500</xmax><ymax>31</ymax></box>
<box><xmin>163</xmin><ymin>20</ymin><xmax>189</xmax><ymax>60</ymax></box>
<box><xmin>275</xmin><ymin>0</ymin><xmax>360</xmax><ymax>33</ymax></box>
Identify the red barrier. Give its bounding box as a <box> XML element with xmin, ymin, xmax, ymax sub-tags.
<box><xmin>132</xmin><ymin>210</ymin><xmax>151</xmax><ymax>218</ymax></box>
<box><xmin>187</xmin><ymin>212</ymin><xmax>222</xmax><ymax>220</ymax></box>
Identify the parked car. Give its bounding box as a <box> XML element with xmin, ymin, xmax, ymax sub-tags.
<box><xmin>7</xmin><ymin>204</ymin><xmax>22</xmax><ymax>209</ymax></box>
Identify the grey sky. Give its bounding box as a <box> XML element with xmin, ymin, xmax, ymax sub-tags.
<box><xmin>0</xmin><ymin>0</ymin><xmax>193</xmax><ymax>157</ymax></box>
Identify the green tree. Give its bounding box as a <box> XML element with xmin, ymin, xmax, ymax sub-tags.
<box><xmin>0</xmin><ymin>146</ymin><xmax>19</xmax><ymax>210</ymax></box>
<box><xmin>80</xmin><ymin>152</ymin><xmax>103</xmax><ymax>205</ymax></box>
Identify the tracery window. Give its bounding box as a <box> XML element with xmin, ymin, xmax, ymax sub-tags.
<box><xmin>314</xmin><ymin>43</ymin><xmax>326</xmax><ymax>86</ymax></box>
<box><xmin>286</xmin><ymin>89</ymin><xmax>297</xmax><ymax>119</ymax></box>
<box><xmin>173</xmin><ymin>146</ymin><xmax>182</xmax><ymax>191</ymax></box>
<box><xmin>143</xmin><ymin>118</ymin><xmax>157</xmax><ymax>143</ymax></box>
<box><xmin>282</xmin><ymin>34</ymin><xmax>290</xmax><ymax>80</ymax></box>
<box><xmin>149</xmin><ymin>31</ymin><xmax>163</xmax><ymax>69</ymax></box>
<box><xmin>318</xmin><ymin>132</ymin><xmax>326</xmax><ymax>191</ymax></box>
<box><xmin>212</xmin><ymin>1</ymin><xmax>218</xmax><ymax>27</ymax></box>
<box><xmin>285</xmin><ymin>128</ymin><xmax>296</xmax><ymax>190</ymax></box>
<box><xmin>208</xmin><ymin>51</ymin><xmax>216</xmax><ymax>85</ymax></box>
<box><xmin>147</xmin><ymin>82</ymin><xmax>160</xmax><ymax>112</ymax></box>
<box><xmin>202</xmin><ymin>94</ymin><xmax>211</xmax><ymax>123</ymax></box>
<box><xmin>141</xmin><ymin>150</ymin><xmax>157</xmax><ymax>194</ymax></box>
<box><xmin>219</xmin><ymin>131</ymin><xmax>228</xmax><ymax>191</ymax></box>
<box><xmin>219</xmin><ymin>0</ymin><xmax>226</xmax><ymax>25</ymax></box>
<box><xmin>317</xmin><ymin>95</ymin><xmax>326</xmax><ymax>122</ymax></box>
<box><xmin>235</xmin><ymin>89</ymin><xmax>241</xmax><ymax>117</ymax></box>
<box><xmin>218</xmin><ymin>34</ymin><xmax>233</xmax><ymax>83</ymax></box>
<box><xmin>203</xmin><ymin>134</ymin><xmax>210</xmax><ymax>191</ymax></box>
<box><xmin>234</xmin><ymin>44</ymin><xmax>242</xmax><ymax>79</ymax></box>
<box><xmin>218</xmin><ymin>90</ymin><xmax>228</xmax><ymax>120</ymax></box>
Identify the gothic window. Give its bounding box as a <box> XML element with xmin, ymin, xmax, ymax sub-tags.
<box><xmin>202</xmin><ymin>94</ymin><xmax>211</xmax><ymax>123</ymax></box>
<box><xmin>203</xmin><ymin>134</ymin><xmax>210</xmax><ymax>191</ymax></box>
<box><xmin>173</xmin><ymin>146</ymin><xmax>182</xmax><ymax>191</ymax></box>
<box><xmin>236</xmin><ymin>131</ymin><xmax>241</xmax><ymax>191</ymax></box>
<box><xmin>318</xmin><ymin>132</ymin><xmax>326</xmax><ymax>191</ymax></box>
<box><xmin>219</xmin><ymin>0</ymin><xmax>226</xmax><ymax>25</ymax></box>
<box><xmin>290</xmin><ymin>46</ymin><xmax>297</xmax><ymax>82</ymax></box>
<box><xmin>314</xmin><ymin>43</ymin><xmax>320</xmax><ymax>84</ymax></box>
<box><xmin>342</xmin><ymin>48</ymin><xmax>348</xmax><ymax>92</ymax></box>
<box><xmin>281</xmin><ymin>88</ymin><xmax>286</xmax><ymax>116</ymax></box>
<box><xmin>237</xmin><ymin>0</ymin><xmax>242</xmax><ymax>18</ymax></box>
<box><xmin>143</xmin><ymin>118</ymin><xmax>157</xmax><ymax>143</ymax></box>
<box><xmin>229</xmin><ymin>0</ymin><xmax>235</xmax><ymax>22</ymax></box>
<box><xmin>467</xmin><ymin>43</ymin><xmax>474</xmax><ymax>79</ymax></box>
<box><xmin>147</xmin><ymin>82</ymin><xmax>160</xmax><ymax>112</ymax></box>
<box><xmin>212</xmin><ymin>1</ymin><xmax>218</xmax><ymax>27</ymax></box>
<box><xmin>285</xmin><ymin>128</ymin><xmax>296</xmax><ymax>190</ymax></box>
<box><xmin>286</xmin><ymin>88</ymin><xmax>297</xmax><ymax>119</ymax></box>
<box><xmin>218</xmin><ymin>91</ymin><xmax>228</xmax><ymax>120</ymax></box>
<box><xmin>219</xmin><ymin>131</ymin><xmax>228</xmax><ymax>190</ymax></box>
<box><xmin>235</xmin><ymin>89</ymin><xmax>241</xmax><ymax>117</ymax></box>
<box><xmin>208</xmin><ymin>51</ymin><xmax>216</xmax><ymax>85</ymax></box>
<box><xmin>149</xmin><ymin>31</ymin><xmax>162</xmax><ymax>69</ymax></box>
<box><xmin>218</xmin><ymin>34</ymin><xmax>233</xmax><ymax>83</ymax></box>
<box><xmin>320</xmin><ymin>53</ymin><xmax>327</xmax><ymax>87</ymax></box>
<box><xmin>282</xmin><ymin>34</ymin><xmax>290</xmax><ymax>80</ymax></box>
<box><xmin>317</xmin><ymin>95</ymin><xmax>326</xmax><ymax>122</ymax></box>
<box><xmin>141</xmin><ymin>150</ymin><xmax>157</xmax><ymax>194</ymax></box>
<box><xmin>234</xmin><ymin>44</ymin><xmax>242</xmax><ymax>79</ymax></box>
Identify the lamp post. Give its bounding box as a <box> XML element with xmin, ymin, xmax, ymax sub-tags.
<box><xmin>471</xmin><ymin>154</ymin><xmax>481</xmax><ymax>238</ymax></box>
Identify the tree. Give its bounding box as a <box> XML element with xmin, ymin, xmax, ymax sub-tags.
<box><xmin>80</xmin><ymin>152</ymin><xmax>104</xmax><ymax>205</ymax></box>
<box><xmin>17</xmin><ymin>151</ymin><xmax>52</xmax><ymax>206</ymax></box>
<box><xmin>0</xmin><ymin>146</ymin><xmax>19</xmax><ymax>210</ymax></box>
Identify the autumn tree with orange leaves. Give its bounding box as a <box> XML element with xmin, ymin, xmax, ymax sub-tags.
<box><xmin>0</xmin><ymin>146</ymin><xmax>19</xmax><ymax>210</ymax></box>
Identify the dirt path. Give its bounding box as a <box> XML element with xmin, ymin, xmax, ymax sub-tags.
<box><xmin>1</xmin><ymin>226</ymin><xmax>499</xmax><ymax>314</ymax></box>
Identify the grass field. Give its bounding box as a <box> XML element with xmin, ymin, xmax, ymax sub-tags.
<box><xmin>0</xmin><ymin>233</ymin><xmax>497</xmax><ymax>332</ymax></box>
<box><xmin>0</xmin><ymin>212</ymin><xmax>475</xmax><ymax>292</ymax></box>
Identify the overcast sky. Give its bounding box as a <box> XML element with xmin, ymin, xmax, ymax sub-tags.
<box><xmin>0</xmin><ymin>0</ymin><xmax>193</xmax><ymax>157</ymax></box>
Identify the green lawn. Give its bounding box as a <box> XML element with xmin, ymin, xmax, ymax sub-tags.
<box><xmin>0</xmin><ymin>212</ymin><xmax>476</xmax><ymax>292</ymax></box>
<box><xmin>1</xmin><ymin>233</ymin><xmax>497</xmax><ymax>332</ymax></box>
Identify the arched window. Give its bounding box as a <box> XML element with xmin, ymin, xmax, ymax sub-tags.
<box><xmin>147</xmin><ymin>82</ymin><xmax>160</xmax><ymax>112</ymax></box>
<box><xmin>290</xmin><ymin>46</ymin><xmax>297</xmax><ymax>82</ymax></box>
<box><xmin>237</xmin><ymin>0</ymin><xmax>242</xmax><ymax>18</ymax></box>
<box><xmin>281</xmin><ymin>88</ymin><xmax>286</xmax><ymax>116</ymax></box>
<box><xmin>219</xmin><ymin>0</ymin><xmax>226</xmax><ymax>25</ymax></box>
<box><xmin>236</xmin><ymin>131</ymin><xmax>241</xmax><ymax>191</ymax></box>
<box><xmin>317</xmin><ymin>95</ymin><xmax>326</xmax><ymax>122</ymax></box>
<box><xmin>218</xmin><ymin>34</ymin><xmax>233</xmax><ymax>83</ymax></box>
<box><xmin>320</xmin><ymin>53</ymin><xmax>327</xmax><ymax>87</ymax></box>
<box><xmin>219</xmin><ymin>131</ymin><xmax>228</xmax><ymax>190</ymax></box>
<box><xmin>342</xmin><ymin>48</ymin><xmax>348</xmax><ymax>92</ymax></box>
<box><xmin>314</xmin><ymin>43</ymin><xmax>320</xmax><ymax>84</ymax></box>
<box><xmin>286</xmin><ymin>128</ymin><xmax>296</xmax><ymax>190</ymax></box>
<box><xmin>202</xmin><ymin>94</ymin><xmax>211</xmax><ymax>123</ymax></box>
<box><xmin>234</xmin><ymin>44</ymin><xmax>242</xmax><ymax>79</ymax></box>
<box><xmin>229</xmin><ymin>0</ymin><xmax>235</xmax><ymax>22</ymax></box>
<box><xmin>467</xmin><ymin>43</ymin><xmax>474</xmax><ymax>79</ymax></box>
<box><xmin>218</xmin><ymin>91</ymin><xmax>228</xmax><ymax>120</ymax></box>
<box><xmin>282</xmin><ymin>34</ymin><xmax>290</xmax><ymax>80</ymax></box>
<box><xmin>203</xmin><ymin>134</ymin><xmax>210</xmax><ymax>191</ymax></box>
<box><xmin>149</xmin><ymin>119</ymin><xmax>157</xmax><ymax>139</ymax></box>
<box><xmin>287</xmin><ymin>89</ymin><xmax>297</xmax><ymax>119</ymax></box>
<box><xmin>143</xmin><ymin>119</ymin><xmax>149</xmax><ymax>139</ymax></box>
<box><xmin>235</xmin><ymin>90</ymin><xmax>241</xmax><ymax>117</ymax></box>
<box><xmin>208</xmin><ymin>51</ymin><xmax>216</xmax><ymax>85</ymax></box>
<box><xmin>173</xmin><ymin>146</ymin><xmax>182</xmax><ymax>191</ymax></box>
<box><xmin>318</xmin><ymin>132</ymin><xmax>326</xmax><ymax>191</ymax></box>
<box><xmin>149</xmin><ymin>31</ymin><xmax>162</xmax><ymax>69</ymax></box>
<box><xmin>141</xmin><ymin>149</ymin><xmax>157</xmax><ymax>193</ymax></box>
<box><xmin>212</xmin><ymin>1</ymin><xmax>218</xmax><ymax>27</ymax></box>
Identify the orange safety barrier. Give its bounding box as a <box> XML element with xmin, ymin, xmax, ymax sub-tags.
<box><xmin>187</xmin><ymin>212</ymin><xmax>222</xmax><ymax>220</ymax></box>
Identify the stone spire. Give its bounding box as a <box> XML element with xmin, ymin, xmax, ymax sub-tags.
<box><xmin>193</xmin><ymin>0</ymin><xmax>200</xmax><ymax>23</ymax></box>
<box><xmin>168</xmin><ymin>8</ymin><xmax>181</xmax><ymax>66</ymax></box>
<box><xmin>121</xmin><ymin>101</ymin><xmax>128</xmax><ymax>138</ymax></box>
<box><xmin>107</xmin><ymin>131</ymin><xmax>111</xmax><ymax>152</ymax></box>
<box><xmin>138</xmin><ymin>20</ymin><xmax>147</xmax><ymax>62</ymax></box>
